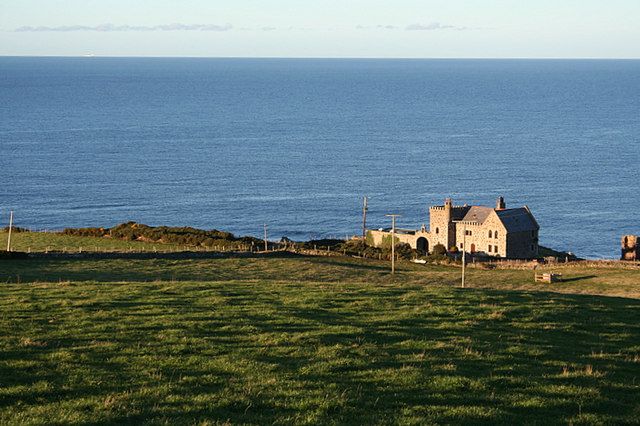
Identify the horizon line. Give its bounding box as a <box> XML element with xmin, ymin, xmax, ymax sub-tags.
<box><xmin>2</xmin><ymin>54</ymin><xmax>640</xmax><ymax>60</ymax></box>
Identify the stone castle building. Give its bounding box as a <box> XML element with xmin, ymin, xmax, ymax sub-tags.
<box><xmin>368</xmin><ymin>197</ymin><xmax>540</xmax><ymax>259</ymax></box>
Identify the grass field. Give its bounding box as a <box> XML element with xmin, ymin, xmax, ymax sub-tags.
<box><xmin>0</xmin><ymin>231</ymin><xmax>212</xmax><ymax>253</ymax></box>
<box><xmin>1</xmin><ymin>235</ymin><xmax>640</xmax><ymax>424</ymax></box>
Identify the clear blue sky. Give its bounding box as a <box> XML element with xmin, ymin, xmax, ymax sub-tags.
<box><xmin>1</xmin><ymin>0</ymin><xmax>639</xmax><ymax>58</ymax></box>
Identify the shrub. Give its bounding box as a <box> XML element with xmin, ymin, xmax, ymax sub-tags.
<box><xmin>383</xmin><ymin>243</ymin><xmax>413</xmax><ymax>260</ymax></box>
<box><xmin>338</xmin><ymin>239</ymin><xmax>368</xmax><ymax>255</ymax></box>
<box><xmin>2</xmin><ymin>226</ymin><xmax>30</xmax><ymax>233</ymax></box>
<box><xmin>432</xmin><ymin>244</ymin><xmax>447</xmax><ymax>256</ymax></box>
<box><xmin>395</xmin><ymin>243</ymin><xmax>414</xmax><ymax>260</ymax></box>
<box><xmin>61</xmin><ymin>227</ymin><xmax>107</xmax><ymax>238</ymax></box>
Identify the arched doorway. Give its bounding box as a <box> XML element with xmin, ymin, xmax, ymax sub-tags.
<box><xmin>416</xmin><ymin>237</ymin><xmax>429</xmax><ymax>254</ymax></box>
<box><xmin>470</xmin><ymin>243</ymin><xmax>476</xmax><ymax>253</ymax></box>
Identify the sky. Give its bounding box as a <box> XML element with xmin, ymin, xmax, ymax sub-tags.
<box><xmin>1</xmin><ymin>0</ymin><xmax>639</xmax><ymax>58</ymax></box>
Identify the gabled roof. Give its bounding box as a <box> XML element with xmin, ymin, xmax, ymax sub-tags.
<box><xmin>496</xmin><ymin>208</ymin><xmax>539</xmax><ymax>232</ymax></box>
<box><xmin>461</xmin><ymin>206</ymin><xmax>493</xmax><ymax>224</ymax></box>
<box><xmin>461</xmin><ymin>206</ymin><xmax>539</xmax><ymax>233</ymax></box>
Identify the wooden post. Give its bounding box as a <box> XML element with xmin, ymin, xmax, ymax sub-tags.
<box><xmin>263</xmin><ymin>224</ymin><xmax>268</xmax><ymax>252</ymax></box>
<box><xmin>461</xmin><ymin>222</ymin><xmax>466</xmax><ymax>288</ymax></box>
<box><xmin>452</xmin><ymin>219</ymin><xmax>467</xmax><ymax>289</ymax></box>
<box><xmin>6</xmin><ymin>211</ymin><xmax>13</xmax><ymax>252</ymax></box>
<box><xmin>362</xmin><ymin>196</ymin><xmax>368</xmax><ymax>240</ymax></box>
<box><xmin>385</xmin><ymin>214</ymin><xmax>401</xmax><ymax>274</ymax></box>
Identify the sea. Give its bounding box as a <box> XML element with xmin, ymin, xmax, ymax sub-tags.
<box><xmin>1</xmin><ymin>57</ymin><xmax>639</xmax><ymax>259</ymax></box>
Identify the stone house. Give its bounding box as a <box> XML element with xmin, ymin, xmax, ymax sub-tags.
<box><xmin>367</xmin><ymin>197</ymin><xmax>540</xmax><ymax>259</ymax></box>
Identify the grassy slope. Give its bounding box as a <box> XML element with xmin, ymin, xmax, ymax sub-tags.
<box><xmin>1</xmin><ymin>236</ymin><xmax>640</xmax><ymax>424</ymax></box>
<box><xmin>0</xmin><ymin>231</ymin><xmax>202</xmax><ymax>253</ymax></box>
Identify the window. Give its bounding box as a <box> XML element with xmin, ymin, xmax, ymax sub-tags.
<box><xmin>488</xmin><ymin>230</ymin><xmax>492</xmax><ymax>238</ymax></box>
<box><xmin>465</xmin><ymin>230</ymin><xmax>472</xmax><ymax>236</ymax></box>
<box><xmin>435</xmin><ymin>227</ymin><xmax>439</xmax><ymax>234</ymax></box>
<box><xmin>495</xmin><ymin>231</ymin><xmax>499</xmax><ymax>239</ymax></box>
<box><xmin>488</xmin><ymin>245</ymin><xmax>492</xmax><ymax>252</ymax></box>
<box><xmin>494</xmin><ymin>245</ymin><xmax>498</xmax><ymax>253</ymax></box>
<box><xmin>460</xmin><ymin>243</ymin><xmax>464</xmax><ymax>249</ymax></box>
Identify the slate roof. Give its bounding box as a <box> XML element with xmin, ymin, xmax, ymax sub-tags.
<box><xmin>461</xmin><ymin>206</ymin><xmax>493</xmax><ymax>224</ymax></box>
<box><xmin>451</xmin><ymin>206</ymin><xmax>471</xmax><ymax>221</ymax></box>
<box><xmin>461</xmin><ymin>206</ymin><xmax>539</xmax><ymax>233</ymax></box>
<box><xmin>496</xmin><ymin>208</ymin><xmax>539</xmax><ymax>232</ymax></box>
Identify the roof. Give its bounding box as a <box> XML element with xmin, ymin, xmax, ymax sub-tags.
<box><xmin>451</xmin><ymin>206</ymin><xmax>471</xmax><ymax>221</ymax></box>
<box><xmin>461</xmin><ymin>206</ymin><xmax>539</xmax><ymax>233</ymax></box>
<box><xmin>461</xmin><ymin>206</ymin><xmax>493</xmax><ymax>224</ymax></box>
<box><xmin>496</xmin><ymin>208</ymin><xmax>539</xmax><ymax>232</ymax></box>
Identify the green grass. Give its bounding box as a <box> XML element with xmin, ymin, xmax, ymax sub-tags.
<box><xmin>1</xmin><ymin>236</ymin><xmax>640</xmax><ymax>424</ymax></box>
<box><xmin>0</xmin><ymin>231</ymin><xmax>207</xmax><ymax>253</ymax></box>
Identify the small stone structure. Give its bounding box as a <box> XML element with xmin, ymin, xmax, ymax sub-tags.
<box><xmin>621</xmin><ymin>235</ymin><xmax>639</xmax><ymax>261</ymax></box>
<box><xmin>535</xmin><ymin>273</ymin><xmax>563</xmax><ymax>283</ymax></box>
<box><xmin>368</xmin><ymin>197</ymin><xmax>540</xmax><ymax>259</ymax></box>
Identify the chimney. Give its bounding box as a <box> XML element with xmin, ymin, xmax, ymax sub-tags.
<box><xmin>496</xmin><ymin>196</ymin><xmax>506</xmax><ymax>210</ymax></box>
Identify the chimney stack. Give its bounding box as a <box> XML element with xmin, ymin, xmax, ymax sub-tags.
<box><xmin>496</xmin><ymin>196</ymin><xmax>506</xmax><ymax>210</ymax></box>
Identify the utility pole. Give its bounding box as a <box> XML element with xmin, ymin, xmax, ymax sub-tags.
<box><xmin>453</xmin><ymin>220</ymin><xmax>467</xmax><ymax>289</ymax></box>
<box><xmin>362</xmin><ymin>196</ymin><xmax>368</xmax><ymax>240</ymax></box>
<box><xmin>6</xmin><ymin>211</ymin><xmax>13</xmax><ymax>252</ymax></box>
<box><xmin>461</xmin><ymin>221</ymin><xmax>466</xmax><ymax>288</ymax></box>
<box><xmin>263</xmin><ymin>224</ymin><xmax>268</xmax><ymax>252</ymax></box>
<box><xmin>385</xmin><ymin>214</ymin><xmax>401</xmax><ymax>274</ymax></box>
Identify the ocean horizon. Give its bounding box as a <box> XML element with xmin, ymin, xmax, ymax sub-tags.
<box><xmin>2</xmin><ymin>57</ymin><xmax>639</xmax><ymax>258</ymax></box>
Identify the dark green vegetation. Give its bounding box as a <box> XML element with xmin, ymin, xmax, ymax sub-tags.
<box><xmin>2</xmin><ymin>254</ymin><xmax>640</xmax><ymax>424</ymax></box>
<box><xmin>62</xmin><ymin>222</ymin><xmax>261</xmax><ymax>250</ymax></box>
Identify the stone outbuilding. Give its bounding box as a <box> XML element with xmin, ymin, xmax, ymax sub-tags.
<box><xmin>367</xmin><ymin>197</ymin><xmax>540</xmax><ymax>259</ymax></box>
<box><xmin>621</xmin><ymin>235</ymin><xmax>639</xmax><ymax>261</ymax></box>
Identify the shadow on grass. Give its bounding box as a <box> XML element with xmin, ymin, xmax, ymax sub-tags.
<box><xmin>561</xmin><ymin>275</ymin><xmax>597</xmax><ymax>282</ymax></box>
<box><xmin>0</xmin><ymin>255</ymin><xmax>398</xmax><ymax>284</ymax></box>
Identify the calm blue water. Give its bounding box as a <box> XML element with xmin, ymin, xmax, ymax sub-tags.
<box><xmin>1</xmin><ymin>57</ymin><xmax>639</xmax><ymax>258</ymax></box>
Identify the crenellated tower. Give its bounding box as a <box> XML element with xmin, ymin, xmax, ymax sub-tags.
<box><xmin>429</xmin><ymin>198</ymin><xmax>456</xmax><ymax>249</ymax></box>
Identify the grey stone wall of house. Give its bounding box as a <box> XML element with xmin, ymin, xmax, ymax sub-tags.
<box><xmin>506</xmin><ymin>230</ymin><xmax>539</xmax><ymax>259</ymax></box>
<box><xmin>455</xmin><ymin>216</ymin><xmax>508</xmax><ymax>257</ymax></box>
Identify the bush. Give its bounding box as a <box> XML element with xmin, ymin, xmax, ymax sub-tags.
<box><xmin>383</xmin><ymin>243</ymin><xmax>413</xmax><ymax>260</ymax></box>
<box><xmin>396</xmin><ymin>243</ymin><xmax>414</xmax><ymax>260</ymax></box>
<box><xmin>62</xmin><ymin>227</ymin><xmax>107</xmax><ymax>238</ymax></box>
<box><xmin>58</xmin><ymin>222</ymin><xmax>256</xmax><ymax>248</ymax></box>
<box><xmin>2</xmin><ymin>226</ymin><xmax>30</xmax><ymax>233</ymax></box>
<box><xmin>338</xmin><ymin>239</ymin><xmax>368</xmax><ymax>255</ymax></box>
<box><xmin>432</xmin><ymin>244</ymin><xmax>447</xmax><ymax>256</ymax></box>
